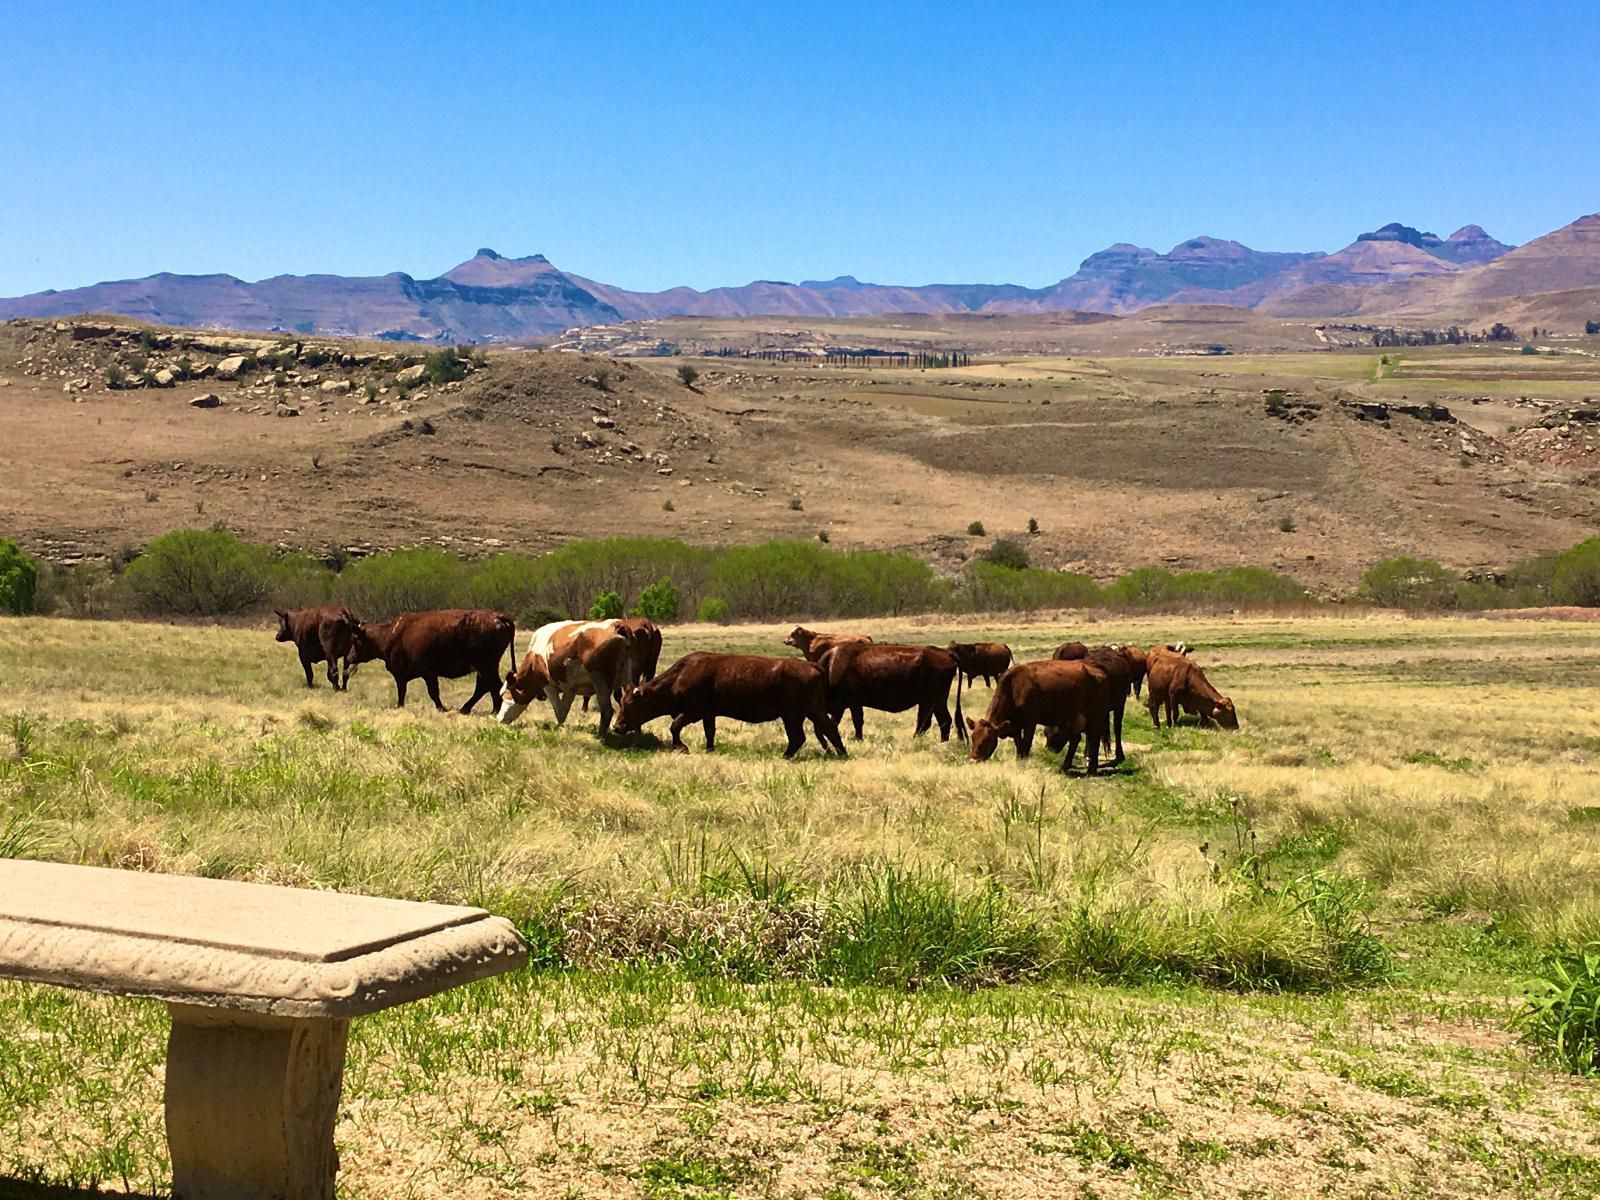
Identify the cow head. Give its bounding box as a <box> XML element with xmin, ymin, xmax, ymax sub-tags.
<box><xmin>274</xmin><ymin>610</ymin><xmax>292</xmax><ymax>642</ymax></box>
<box><xmin>1211</xmin><ymin>696</ymin><xmax>1239</xmax><ymax>730</ymax></box>
<box><xmin>613</xmin><ymin>684</ymin><xmax>646</xmax><ymax>734</ymax></box>
<box><xmin>501</xmin><ymin>657</ymin><xmax>548</xmax><ymax>708</ymax></box>
<box><xmin>783</xmin><ymin>626</ymin><xmax>812</xmax><ymax>651</ymax></box>
<box><xmin>966</xmin><ymin>717</ymin><xmax>1013</xmax><ymax>762</ymax></box>
<box><xmin>347</xmin><ymin>624</ymin><xmax>384</xmax><ymax>667</ymax></box>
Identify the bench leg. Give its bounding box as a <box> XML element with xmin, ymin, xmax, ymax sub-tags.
<box><xmin>164</xmin><ymin>1003</ymin><xmax>349</xmax><ymax>1200</ymax></box>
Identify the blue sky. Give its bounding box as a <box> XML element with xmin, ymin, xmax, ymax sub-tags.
<box><xmin>3</xmin><ymin>1</ymin><xmax>1597</xmax><ymax>296</ymax></box>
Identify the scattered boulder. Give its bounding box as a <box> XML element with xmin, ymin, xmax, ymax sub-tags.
<box><xmin>396</xmin><ymin>364</ymin><xmax>427</xmax><ymax>385</ymax></box>
<box><xmin>152</xmin><ymin>368</ymin><xmax>179</xmax><ymax>388</ymax></box>
<box><xmin>275</xmin><ymin>405</ymin><xmax>300</xmax><ymax>418</ymax></box>
<box><xmin>189</xmin><ymin>393</ymin><xmax>222</xmax><ymax>409</ymax></box>
<box><xmin>216</xmin><ymin>355</ymin><xmax>249</xmax><ymax>380</ymax></box>
<box><xmin>320</xmin><ymin>379</ymin><xmax>352</xmax><ymax>394</ymax></box>
<box><xmin>592</xmin><ymin>415</ymin><xmax>616</xmax><ymax>429</ymax></box>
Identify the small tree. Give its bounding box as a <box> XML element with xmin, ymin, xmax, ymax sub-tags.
<box><xmin>697</xmin><ymin>596</ymin><xmax>730</xmax><ymax>623</ymax></box>
<box><xmin>1357</xmin><ymin>556</ymin><xmax>1458</xmax><ymax>610</ymax></box>
<box><xmin>1553</xmin><ymin>538</ymin><xmax>1600</xmax><ymax>607</ymax></box>
<box><xmin>0</xmin><ymin>539</ymin><xmax>39</xmax><ymax>615</ymax></box>
<box><xmin>631</xmin><ymin>578</ymin><xmax>679</xmax><ymax>622</ymax></box>
<box><xmin>981</xmin><ymin>539</ymin><xmax>1030</xmax><ymax>571</ymax></box>
<box><xmin>122</xmin><ymin>529</ymin><xmax>272</xmax><ymax>615</ymax></box>
<box><xmin>589</xmin><ymin>589</ymin><xmax>625</xmax><ymax>619</ymax></box>
<box><xmin>676</xmin><ymin>364</ymin><xmax>699</xmax><ymax>388</ymax></box>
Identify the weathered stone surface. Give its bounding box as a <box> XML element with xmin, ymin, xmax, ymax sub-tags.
<box><xmin>216</xmin><ymin>355</ymin><xmax>249</xmax><ymax>380</ymax></box>
<box><xmin>319</xmin><ymin>379</ymin><xmax>351</xmax><ymax>394</ymax></box>
<box><xmin>396</xmin><ymin>364</ymin><xmax>426</xmax><ymax>385</ymax></box>
<box><xmin>0</xmin><ymin>859</ymin><xmax>527</xmax><ymax>1018</ymax></box>
<box><xmin>189</xmin><ymin>393</ymin><xmax>222</xmax><ymax>408</ymax></box>
<box><xmin>152</xmin><ymin>367</ymin><xmax>179</xmax><ymax>387</ymax></box>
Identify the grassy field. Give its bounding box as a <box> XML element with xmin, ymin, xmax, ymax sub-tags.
<box><xmin>2</xmin><ymin>612</ymin><xmax>1599</xmax><ymax>1198</ymax></box>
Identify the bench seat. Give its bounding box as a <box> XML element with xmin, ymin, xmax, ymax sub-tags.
<box><xmin>0</xmin><ymin>858</ymin><xmax>528</xmax><ymax>1199</ymax></box>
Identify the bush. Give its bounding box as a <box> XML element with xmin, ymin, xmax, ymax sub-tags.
<box><xmin>1278</xmin><ymin>513</ymin><xmax>1296</xmax><ymax>533</ymax></box>
<box><xmin>631</xmin><ymin>578</ymin><xmax>679</xmax><ymax>622</ymax></box>
<box><xmin>981</xmin><ymin>539</ymin><xmax>1030</xmax><ymax>571</ymax></box>
<box><xmin>1103</xmin><ymin>566</ymin><xmax>1176</xmax><ymax>607</ymax></box>
<box><xmin>422</xmin><ymin>347</ymin><xmax>468</xmax><ymax>386</ymax></box>
<box><xmin>1357</xmin><ymin>556</ymin><xmax>1459</xmax><ymax>610</ymax></box>
<box><xmin>1027</xmin><ymin>517</ymin><xmax>1039</xmax><ymax>534</ymax></box>
<box><xmin>956</xmin><ymin>562</ymin><xmax>1100</xmax><ymax>613</ymax></box>
<box><xmin>589</xmin><ymin>590</ymin><xmax>624</xmax><ymax>620</ymax></box>
<box><xmin>36</xmin><ymin>560</ymin><xmax>119</xmax><ymax>618</ymax></box>
<box><xmin>676</xmin><ymin>364</ymin><xmax>699</xmax><ymax>387</ymax></box>
<box><xmin>1521</xmin><ymin>343</ymin><xmax>1540</xmax><ymax>356</ymax></box>
<box><xmin>265</xmin><ymin>552</ymin><xmax>335</xmax><ymax>610</ymax></box>
<box><xmin>122</xmin><ymin>529</ymin><xmax>273</xmax><ymax>615</ymax></box>
<box><xmin>1521</xmin><ymin>944</ymin><xmax>1600</xmax><ymax>1074</ymax></box>
<box><xmin>334</xmin><ymin>548</ymin><xmax>465</xmax><ymax>619</ymax></box>
<box><xmin>1552</xmin><ymin>538</ymin><xmax>1600</xmax><ymax>607</ymax></box>
<box><xmin>708</xmin><ymin>541</ymin><xmax>943</xmax><ymax>619</ymax></box>
<box><xmin>697</xmin><ymin>596</ymin><xmax>730</xmax><ymax>624</ymax></box>
<box><xmin>0</xmin><ymin>540</ymin><xmax>39</xmax><ymax>615</ymax></box>
<box><xmin>966</xmin><ymin>521</ymin><xmax>986</xmax><ymax>536</ymax></box>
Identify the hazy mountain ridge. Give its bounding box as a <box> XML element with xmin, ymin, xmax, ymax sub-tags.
<box><xmin>1</xmin><ymin>217</ymin><xmax>1578</xmax><ymax>341</ymax></box>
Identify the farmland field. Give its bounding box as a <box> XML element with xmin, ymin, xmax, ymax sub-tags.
<box><xmin>2</xmin><ymin>612</ymin><xmax>1599</xmax><ymax>1198</ymax></box>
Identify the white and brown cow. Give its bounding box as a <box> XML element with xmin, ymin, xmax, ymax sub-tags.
<box><xmin>496</xmin><ymin>620</ymin><xmax>636</xmax><ymax>736</ymax></box>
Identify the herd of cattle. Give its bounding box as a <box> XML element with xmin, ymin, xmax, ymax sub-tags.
<box><xmin>274</xmin><ymin>605</ymin><xmax>1238</xmax><ymax>773</ymax></box>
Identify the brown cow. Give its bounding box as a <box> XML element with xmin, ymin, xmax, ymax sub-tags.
<box><xmin>275</xmin><ymin>604</ymin><xmax>359</xmax><ymax>690</ymax></box>
<box><xmin>1145</xmin><ymin>647</ymin><xmax>1237</xmax><ymax>730</ymax></box>
<box><xmin>1053</xmin><ymin>640</ymin><xmax>1089</xmax><ymax>662</ymax></box>
<box><xmin>348</xmin><ymin>609</ymin><xmax>515</xmax><ymax>712</ymax></box>
<box><xmin>784</xmin><ymin>626</ymin><xmax>872</xmax><ymax>663</ymax></box>
<box><xmin>617</xmin><ymin>617</ymin><xmax>664</xmax><ymax>682</ymax></box>
<box><xmin>499</xmin><ymin>619</ymin><xmax>635</xmax><ymax>737</ymax></box>
<box><xmin>948</xmin><ymin>641</ymin><xmax>1013</xmax><ymax>687</ymax></box>
<box><xmin>969</xmin><ymin>660</ymin><xmax>1110</xmax><ymax>775</ymax></box>
<box><xmin>614</xmin><ymin>652</ymin><xmax>847</xmax><ymax>757</ymax></box>
<box><xmin>819</xmin><ymin>642</ymin><xmax>965</xmax><ymax>742</ymax></box>
<box><xmin>1045</xmin><ymin>644</ymin><xmax>1146</xmax><ymax>765</ymax></box>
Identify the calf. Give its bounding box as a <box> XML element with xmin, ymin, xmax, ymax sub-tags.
<box><xmin>948</xmin><ymin>641</ymin><xmax>1013</xmax><ymax>687</ymax></box>
<box><xmin>275</xmin><ymin>605</ymin><xmax>359</xmax><ymax>690</ymax></box>
<box><xmin>1045</xmin><ymin>644</ymin><xmax>1146</xmax><ymax>765</ymax></box>
<box><xmin>499</xmin><ymin>620</ymin><xmax>635</xmax><ymax>736</ymax></box>
<box><xmin>348</xmin><ymin>609</ymin><xmax>515</xmax><ymax>712</ymax></box>
<box><xmin>969</xmin><ymin>660</ymin><xmax>1111</xmax><ymax>775</ymax></box>
<box><xmin>784</xmin><ymin>626</ymin><xmax>872</xmax><ymax>663</ymax></box>
<box><xmin>1146</xmin><ymin>648</ymin><xmax>1237</xmax><ymax>730</ymax></box>
<box><xmin>614</xmin><ymin>652</ymin><xmax>847</xmax><ymax>757</ymax></box>
<box><xmin>819</xmin><ymin>642</ymin><xmax>965</xmax><ymax>742</ymax></box>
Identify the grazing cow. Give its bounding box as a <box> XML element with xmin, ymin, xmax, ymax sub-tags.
<box><xmin>1045</xmin><ymin>644</ymin><xmax>1146</xmax><ymax>765</ymax></box>
<box><xmin>1053</xmin><ymin>640</ymin><xmax>1089</xmax><ymax>662</ymax></box>
<box><xmin>614</xmin><ymin>652</ymin><xmax>847</xmax><ymax>757</ymax></box>
<box><xmin>349</xmin><ymin>609</ymin><xmax>515</xmax><ymax>712</ymax></box>
<box><xmin>969</xmin><ymin>660</ymin><xmax>1111</xmax><ymax>775</ymax></box>
<box><xmin>784</xmin><ymin>626</ymin><xmax>872</xmax><ymax>663</ymax></box>
<box><xmin>274</xmin><ymin>604</ymin><xmax>359</xmax><ymax>690</ymax></box>
<box><xmin>498</xmin><ymin>620</ymin><xmax>635</xmax><ymax>736</ymax></box>
<box><xmin>948</xmin><ymin>641</ymin><xmax>1013</xmax><ymax>687</ymax></box>
<box><xmin>818</xmin><ymin>642</ymin><xmax>965</xmax><ymax>742</ymax></box>
<box><xmin>1145</xmin><ymin>648</ymin><xmax>1237</xmax><ymax>730</ymax></box>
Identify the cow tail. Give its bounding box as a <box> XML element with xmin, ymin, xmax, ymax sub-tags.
<box><xmin>954</xmin><ymin>665</ymin><xmax>966</xmax><ymax>743</ymax></box>
<box><xmin>506</xmin><ymin>618</ymin><xmax>518</xmax><ymax>678</ymax></box>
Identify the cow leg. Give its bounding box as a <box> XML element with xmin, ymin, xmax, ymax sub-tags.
<box><xmin>702</xmin><ymin>714</ymin><xmax>717</xmax><ymax>751</ymax></box>
<box><xmin>595</xmin><ymin>688</ymin><xmax>614</xmax><ymax>739</ymax></box>
<box><xmin>550</xmin><ymin>688</ymin><xmax>576</xmax><ymax>726</ymax></box>
<box><xmin>781</xmin><ymin>715</ymin><xmax>806</xmax><ymax>758</ymax></box>
<box><xmin>1147</xmin><ymin>697</ymin><xmax>1162</xmax><ymax>729</ymax></box>
<box><xmin>300</xmin><ymin>654</ymin><xmax>316</xmax><ymax>689</ymax></box>
<box><xmin>1017</xmin><ymin>725</ymin><xmax>1035</xmax><ymax>759</ymax></box>
<box><xmin>459</xmin><ymin>676</ymin><xmax>488</xmax><ymax>715</ymax></box>
<box><xmin>668</xmin><ymin>714</ymin><xmax>693</xmax><ymax>752</ymax></box>
<box><xmin>1086</xmin><ymin>727</ymin><xmax>1101</xmax><ymax>776</ymax></box>
<box><xmin>1110</xmin><ymin>704</ymin><xmax>1125</xmax><ymax>765</ymax></box>
<box><xmin>1166</xmin><ymin>697</ymin><xmax>1179</xmax><ymax>728</ymax></box>
<box><xmin>394</xmin><ymin>676</ymin><xmax>407</xmax><ymax>708</ymax></box>
<box><xmin>934</xmin><ymin>702</ymin><xmax>952</xmax><ymax>742</ymax></box>
<box><xmin>1060</xmin><ymin>733</ymin><xmax>1080</xmax><ymax>774</ymax></box>
<box><xmin>850</xmin><ymin>705</ymin><xmax>865</xmax><ymax>741</ymax></box>
<box><xmin>425</xmin><ymin>676</ymin><xmax>446</xmax><ymax>712</ymax></box>
<box><xmin>913</xmin><ymin>703</ymin><xmax>931</xmax><ymax>737</ymax></box>
<box><xmin>813</xmin><ymin>712</ymin><xmax>848</xmax><ymax>758</ymax></box>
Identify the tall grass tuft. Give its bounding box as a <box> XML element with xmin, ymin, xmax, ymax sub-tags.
<box><xmin>1520</xmin><ymin>944</ymin><xmax>1600</xmax><ymax>1074</ymax></box>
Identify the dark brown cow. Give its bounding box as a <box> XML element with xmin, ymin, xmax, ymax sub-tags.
<box><xmin>348</xmin><ymin>609</ymin><xmax>515</xmax><ymax>712</ymax></box>
<box><xmin>617</xmin><ymin>617</ymin><xmax>664</xmax><ymax>682</ymax></box>
<box><xmin>948</xmin><ymin>641</ymin><xmax>1013</xmax><ymax>687</ymax></box>
<box><xmin>784</xmin><ymin>626</ymin><xmax>872</xmax><ymax>663</ymax></box>
<box><xmin>1053</xmin><ymin>640</ymin><xmax>1089</xmax><ymax>662</ymax></box>
<box><xmin>969</xmin><ymin>660</ymin><xmax>1110</xmax><ymax>775</ymax></box>
<box><xmin>275</xmin><ymin>605</ymin><xmax>359</xmax><ymax>690</ymax></box>
<box><xmin>1146</xmin><ymin>647</ymin><xmax>1238</xmax><ymax>730</ymax></box>
<box><xmin>614</xmin><ymin>652</ymin><xmax>847</xmax><ymax>758</ymax></box>
<box><xmin>818</xmin><ymin>642</ymin><xmax>965</xmax><ymax>742</ymax></box>
<box><xmin>1045</xmin><ymin>644</ymin><xmax>1146</xmax><ymax>765</ymax></box>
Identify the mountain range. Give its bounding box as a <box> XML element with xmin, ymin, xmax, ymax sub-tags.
<box><xmin>5</xmin><ymin>215</ymin><xmax>1599</xmax><ymax>342</ymax></box>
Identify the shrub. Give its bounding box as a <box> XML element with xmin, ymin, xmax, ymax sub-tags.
<box><xmin>265</xmin><ymin>552</ymin><xmax>335</xmax><ymax>610</ymax></box>
<box><xmin>662</xmin><ymin>499</ymin><xmax>675</xmax><ymax>512</ymax></box>
<box><xmin>0</xmin><ymin>540</ymin><xmax>39</xmax><ymax>615</ymax></box>
<box><xmin>631</xmin><ymin>578</ymin><xmax>679</xmax><ymax>622</ymax></box>
<box><xmin>956</xmin><ymin>562</ymin><xmax>1100</xmax><ymax>613</ymax></box>
<box><xmin>1552</xmin><ymin>538</ymin><xmax>1600</xmax><ymax>607</ymax></box>
<box><xmin>966</xmin><ymin>521</ymin><xmax>986</xmax><ymax>536</ymax></box>
<box><xmin>981</xmin><ymin>538</ymin><xmax>1030</xmax><ymax>570</ymax></box>
<box><xmin>589</xmin><ymin>590</ymin><xmax>624</xmax><ymax>620</ymax></box>
<box><xmin>1103</xmin><ymin>565</ymin><xmax>1177</xmax><ymax>607</ymax></box>
<box><xmin>1521</xmin><ymin>343</ymin><xmax>1540</xmax><ymax>356</ymax></box>
<box><xmin>36</xmin><ymin>560</ymin><xmax>118</xmax><ymax>618</ymax></box>
<box><xmin>592</xmin><ymin>366</ymin><xmax>611</xmax><ymax>390</ymax></box>
<box><xmin>676</xmin><ymin>364</ymin><xmax>699</xmax><ymax>387</ymax></box>
<box><xmin>422</xmin><ymin>347</ymin><xmax>468</xmax><ymax>386</ymax></box>
<box><xmin>817</xmin><ymin>529</ymin><xmax>830</xmax><ymax>544</ymax></box>
<box><xmin>1278</xmin><ymin>513</ymin><xmax>1296</xmax><ymax>533</ymax></box>
<box><xmin>697</xmin><ymin>596</ymin><xmax>730</xmax><ymax>624</ymax></box>
<box><xmin>1520</xmin><ymin>944</ymin><xmax>1600</xmax><ymax>1074</ymax></box>
<box><xmin>788</xmin><ymin>497</ymin><xmax>803</xmax><ymax>511</ymax></box>
<box><xmin>708</xmin><ymin>541</ymin><xmax>943</xmax><ymax>619</ymax></box>
<box><xmin>122</xmin><ymin>529</ymin><xmax>273</xmax><ymax>615</ymax></box>
<box><xmin>1027</xmin><ymin>517</ymin><xmax>1039</xmax><ymax>534</ymax></box>
<box><xmin>334</xmin><ymin>548</ymin><xmax>465</xmax><ymax>619</ymax></box>
<box><xmin>1357</xmin><ymin>556</ymin><xmax>1459</xmax><ymax>610</ymax></box>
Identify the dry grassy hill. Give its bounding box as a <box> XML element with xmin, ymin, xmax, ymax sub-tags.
<box><xmin>4</xmin><ymin>315</ymin><xmax>1599</xmax><ymax>592</ymax></box>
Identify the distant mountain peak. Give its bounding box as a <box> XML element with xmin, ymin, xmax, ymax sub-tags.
<box><xmin>474</xmin><ymin>247</ymin><xmax>502</xmax><ymax>260</ymax></box>
<box><xmin>1358</xmin><ymin>222</ymin><xmax>1444</xmax><ymax>250</ymax></box>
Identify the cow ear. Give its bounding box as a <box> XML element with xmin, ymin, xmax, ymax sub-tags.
<box><xmin>992</xmin><ymin>720</ymin><xmax>1015</xmax><ymax>738</ymax></box>
<box><xmin>965</xmin><ymin>717</ymin><xmax>976</xmax><ymax>732</ymax></box>
<box><xmin>275</xmin><ymin>610</ymin><xmax>288</xmax><ymax>620</ymax></box>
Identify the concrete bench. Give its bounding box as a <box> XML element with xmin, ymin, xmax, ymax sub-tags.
<box><xmin>0</xmin><ymin>858</ymin><xmax>528</xmax><ymax>1200</ymax></box>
